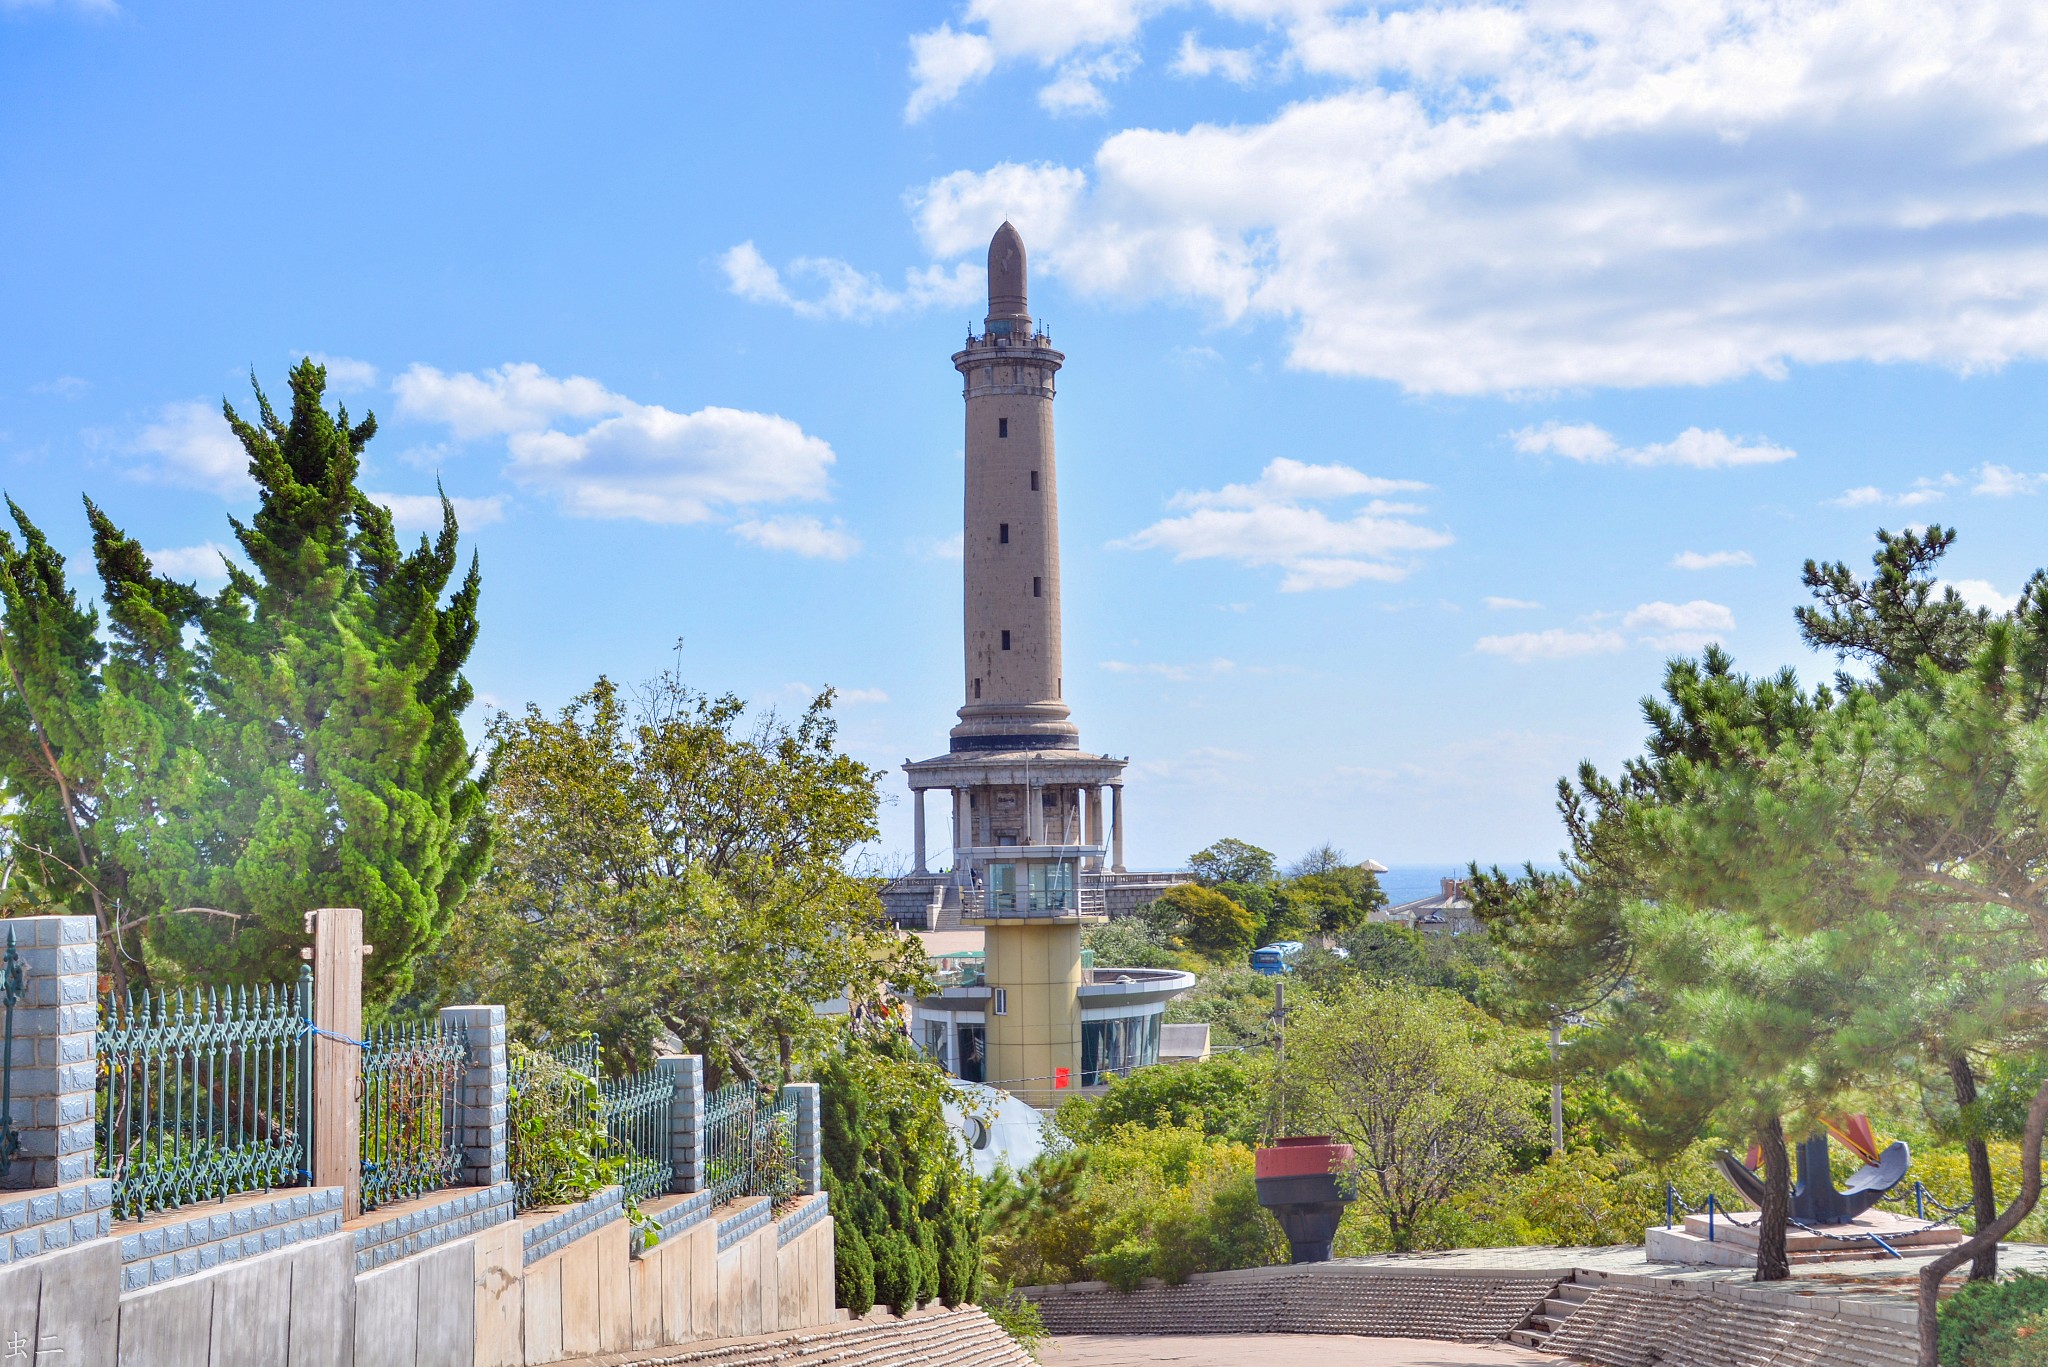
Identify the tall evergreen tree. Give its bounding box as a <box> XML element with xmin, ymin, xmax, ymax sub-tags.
<box><xmin>0</xmin><ymin>360</ymin><xmax>489</xmax><ymax>1006</ymax></box>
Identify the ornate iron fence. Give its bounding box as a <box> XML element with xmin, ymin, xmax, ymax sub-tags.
<box><xmin>704</xmin><ymin>1081</ymin><xmax>798</xmax><ymax>1206</ymax></box>
<box><xmin>600</xmin><ymin>1066</ymin><xmax>674</xmax><ymax>1204</ymax></box>
<box><xmin>359</xmin><ymin>1019</ymin><xmax>467</xmax><ymax>1214</ymax></box>
<box><xmin>507</xmin><ymin>1042</ymin><xmax>598</xmax><ymax>1212</ymax></box>
<box><xmin>1</xmin><ymin>929</ymin><xmax>26</xmax><ymax>1174</ymax></box>
<box><xmin>96</xmin><ymin>969</ymin><xmax>313</xmax><ymax>1220</ymax></box>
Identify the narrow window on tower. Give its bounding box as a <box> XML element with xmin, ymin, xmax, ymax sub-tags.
<box><xmin>974</xmin><ymin>678</ymin><xmax>981</xmax><ymax>699</ymax></box>
<box><xmin>998</xmin><ymin>418</ymin><xmax>1009</xmax><ymax>438</ymax></box>
<box><xmin>1033</xmin><ymin>577</ymin><xmax>1041</xmax><ymax>598</ymax></box>
<box><xmin>999</xmin><ymin>523</ymin><xmax>1009</xmax><ymax>544</ymax></box>
<box><xmin>1002</xmin><ymin>630</ymin><xmax>1012</xmax><ymax>651</ymax></box>
<box><xmin>1030</xmin><ymin>470</ymin><xmax>1039</xmax><ymax>491</ymax></box>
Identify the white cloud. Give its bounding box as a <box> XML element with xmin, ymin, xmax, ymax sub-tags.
<box><xmin>1946</xmin><ymin>578</ymin><xmax>2018</xmax><ymax>613</ymax></box>
<box><xmin>1974</xmin><ymin>463</ymin><xmax>2048</xmax><ymax>497</ymax></box>
<box><xmin>300</xmin><ymin>353</ymin><xmax>379</xmax><ymax>390</ymax></box>
<box><xmin>1827</xmin><ymin>475</ymin><xmax>1955</xmax><ymax>508</ymax></box>
<box><xmin>31</xmin><ymin>376</ymin><xmax>88</xmax><ymax>398</ymax></box>
<box><xmin>398</xmin><ymin>363</ymin><xmax>840</xmax><ymax>527</ymax></box>
<box><xmin>1623</xmin><ymin>599</ymin><xmax>1737</xmax><ymax>651</ymax></box>
<box><xmin>1101</xmin><ymin>657</ymin><xmax>1242</xmax><ymax>681</ymax></box>
<box><xmin>730</xmin><ymin>514</ymin><xmax>861</xmax><ymax>559</ymax></box>
<box><xmin>906</xmin><ymin>0</ymin><xmax>1162</xmax><ymax>118</ymax></box>
<box><xmin>1475</xmin><ymin>628</ymin><xmax>1626</xmax><ymax>663</ymax></box>
<box><xmin>835</xmin><ymin>687</ymin><xmax>890</xmax><ymax>706</ymax></box>
<box><xmin>1173</xmin><ymin>33</ymin><xmax>1258</xmax><ymax>84</ymax></box>
<box><xmin>851</xmin><ymin>0</ymin><xmax>2048</xmax><ymax>394</ymax></box>
<box><xmin>1114</xmin><ymin>457</ymin><xmax>1448</xmax><ymax>591</ymax></box>
<box><xmin>1170</xmin><ymin>457</ymin><xmax>1428</xmax><ymax>510</ymax></box>
<box><xmin>1512</xmin><ymin>423</ymin><xmax>1794</xmax><ymax>469</ymax></box>
<box><xmin>393</xmin><ymin>363</ymin><xmax>626</xmax><ymax>440</ymax></box>
<box><xmin>906</xmin><ymin>23</ymin><xmax>997</xmax><ymax>122</ymax></box>
<box><xmin>1672</xmin><ymin>549</ymin><xmax>1755</xmax><ymax>570</ymax></box>
<box><xmin>1039</xmin><ymin>49</ymin><xmax>1139</xmax><ymax>115</ymax></box>
<box><xmin>145</xmin><ymin>542</ymin><xmax>238</xmax><ymax>587</ymax></box>
<box><xmin>1483</xmin><ymin>598</ymin><xmax>1736</xmax><ymax>660</ymax></box>
<box><xmin>1483</xmin><ymin>596</ymin><xmax>1543</xmax><ymax>610</ymax></box>
<box><xmin>130</xmin><ymin>401</ymin><xmax>249</xmax><ymax>496</ymax></box>
<box><xmin>361</xmin><ymin>490</ymin><xmax>506</xmax><ymax>532</ymax></box>
<box><xmin>2</xmin><ymin>0</ymin><xmax>117</xmax><ymax>12</ymax></box>
<box><xmin>510</xmin><ymin>406</ymin><xmax>833</xmax><ymax>524</ymax></box>
<box><xmin>720</xmin><ymin>243</ymin><xmax>979</xmax><ymax>321</ymax></box>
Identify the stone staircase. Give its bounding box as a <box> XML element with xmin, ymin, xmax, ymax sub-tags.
<box><xmin>1506</xmin><ymin>1275</ymin><xmax>1593</xmax><ymax>1350</ymax></box>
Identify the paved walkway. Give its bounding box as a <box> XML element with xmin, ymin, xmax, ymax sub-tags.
<box><xmin>1044</xmin><ymin>1337</ymin><xmax>1559</xmax><ymax>1366</ymax></box>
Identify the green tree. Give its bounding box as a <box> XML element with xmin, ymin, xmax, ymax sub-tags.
<box><xmin>1149</xmin><ymin>883</ymin><xmax>1258</xmax><ymax>963</ymax></box>
<box><xmin>1280</xmin><ymin>980</ymin><xmax>1536</xmax><ymax>1251</ymax></box>
<box><xmin>1187</xmin><ymin>837</ymin><xmax>1276</xmax><ymax>886</ymax></box>
<box><xmin>1065</xmin><ymin>1053</ymin><xmax>1272</xmax><ymax>1146</ymax></box>
<box><xmin>426</xmin><ymin>669</ymin><xmax>926</xmax><ymax>1079</ymax></box>
<box><xmin>0</xmin><ymin>360</ymin><xmax>488</xmax><ymax>1005</ymax></box>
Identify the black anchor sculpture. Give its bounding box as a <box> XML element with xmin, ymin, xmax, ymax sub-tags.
<box><xmin>1712</xmin><ymin>1131</ymin><xmax>1912</xmax><ymax>1223</ymax></box>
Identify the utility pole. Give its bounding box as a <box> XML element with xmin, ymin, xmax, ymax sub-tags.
<box><xmin>1272</xmin><ymin>980</ymin><xmax>1287</xmax><ymax>1138</ymax></box>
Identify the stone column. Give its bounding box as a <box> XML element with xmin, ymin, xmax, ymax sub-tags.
<box><xmin>1111</xmin><ymin>784</ymin><xmax>1126</xmax><ymax>873</ymax></box>
<box><xmin>912</xmin><ymin>788</ymin><xmax>928</xmax><ymax>875</ymax></box>
<box><xmin>781</xmin><ymin>1083</ymin><xmax>822</xmax><ymax>1195</ymax></box>
<box><xmin>1</xmin><ymin>915</ymin><xmax>96</xmax><ymax>1190</ymax></box>
<box><xmin>952</xmin><ymin>789</ymin><xmax>971</xmax><ymax>881</ymax></box>
<box><xmin>1086</xmin><ymin>787</ymin><xmax>1104</xmax><ymax>865</ymax></box>
<box><xmin>660</xmin><ymin>1055</ymin><xmax>706</xmax><ymax>1194</ymax></box>
<box><xmin>1026</xmin><ymin>783</ymin><xmax>1043</xmax><ymax>846</ymax></box>
<box><xmin>439</xmin><ymin>1004</ymin><xmax>508</xmax><ymax>1188</ymax></box>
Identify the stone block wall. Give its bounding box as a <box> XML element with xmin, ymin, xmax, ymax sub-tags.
<box><xmin>1023</xmin><ymin>1263</ymin><xmax>1562</xmax><ymax>1341</ymax></box>
<box><xmin>2</xmin><ymin>915</ymin><xmax>97</xmax><ymax>1190</ymax></box>
<box><xmin>1547</xmin><ymin>1270</ymin><xmax>1919</xmax><ymax>1367</ymax></box>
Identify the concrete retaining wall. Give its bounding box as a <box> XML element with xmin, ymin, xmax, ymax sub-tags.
<box><xmin>0</xmin><ymin>1189</ymin><xmax>836</xmax><ymax>1366</ymax></box>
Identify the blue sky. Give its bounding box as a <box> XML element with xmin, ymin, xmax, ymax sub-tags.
<box><xmin>5</xmin><ymin>1</ymin><xmax>2048</xmax><ymax>870</ymax></box>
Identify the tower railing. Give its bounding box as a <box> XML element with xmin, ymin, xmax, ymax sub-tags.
<box><xmin>962</xmin><ymin>885</ymin><xmax>1107</xmax><ymax>919</ymax></box>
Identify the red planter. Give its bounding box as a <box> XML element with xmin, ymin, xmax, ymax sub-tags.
<box><xmin>1255</xmin><ymin>1137</ymin><xmax>1357</xmax><ymax>1264</ymax></box>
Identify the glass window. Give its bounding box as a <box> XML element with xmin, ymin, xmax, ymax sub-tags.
<box><xmin>957</xmin><ymin>1025</ymin><xmax>986</xmax><ymax>1084</ymax></box>
<box><xmin>987</xmin><ymin>863</ymin><xmax>1015</xmax><ymax>913</ymax></box>
<box><xmin>923</xmin><ymin>1019</ymin><xmax>951</xmax><ymax>1074</ymax></box>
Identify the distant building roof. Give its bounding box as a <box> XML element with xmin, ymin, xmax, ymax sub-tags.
<box><xmin>1378</xmin><ymin>877</ymin><xmax>1479</xmax><ymax>934</ymax></box>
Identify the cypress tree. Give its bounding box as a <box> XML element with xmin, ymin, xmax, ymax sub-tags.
<box><xmin>0</xmin><ymin>360</ymin><xmax>489</xmax><ymax>1004</ymax></box>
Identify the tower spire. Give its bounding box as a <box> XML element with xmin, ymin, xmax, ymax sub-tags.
<box><xmin>988</xmin><ymin>221</ymin><xmax>1027</xmax><ymax>319</ymax></box>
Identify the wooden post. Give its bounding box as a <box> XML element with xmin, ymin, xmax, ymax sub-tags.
<box><xmin>310</xmin><ymin>907</ymin><xmax>364</xmax><ymax>1218</ymax></box>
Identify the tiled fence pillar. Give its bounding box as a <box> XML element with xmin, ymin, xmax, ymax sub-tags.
<box><xmin>440</xmin><ymin>1004</ymin><xmax>507</xmax><ymax>1187</ymax></box>
<box><xmin>660</xmin><ymin>1055</ymin><xmax>705</xmax><ymax>1194</ymax></box>
<box><xmin>782</xmin><ymin>1083</ymin><xmax>822</xmax><ymax>1195</ymax></box>
<box><xmin>2</xmin><ymin>915</ymin><xmax>97</xmax><ymax>1190</ymax></box>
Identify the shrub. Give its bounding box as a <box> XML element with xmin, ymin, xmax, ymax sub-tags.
<box><xmin>1940</xmin><ymin>1271</ymin><xmax>2048</xmax><ymax>1366</ymax></box>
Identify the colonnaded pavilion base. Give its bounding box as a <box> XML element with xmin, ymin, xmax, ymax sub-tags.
<box><xmin>1644</xmin><ymin>1208</ymin><xmax>1966</xmax><ymax>1269</ymax></box>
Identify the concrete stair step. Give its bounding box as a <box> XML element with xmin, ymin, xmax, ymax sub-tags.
<box><xmin>1506</xmin><ymin>1328</ymin><xmax>1552</xmax><ymax>1348</ymax></box>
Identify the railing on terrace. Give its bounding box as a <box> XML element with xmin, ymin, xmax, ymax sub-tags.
<box><xmin>96</xmin><ymin>970</ymin><xmax>312</xmax><ymax>1221</ymax></box>
<box><xmin>962</xmin><ymin>885</ymin><xmax>1107</xmax><ymax>919</ymax></box>
<box><xmin>600</xmin><ymin>1065</ymin><xmax>674</xmax><ymax>1205</ymax></box>
<box><xmin>704</xmin><ymin>1081</ymin><xmax>797</xmax><ymax>1207</ymax></box>
<box><xmin>358</xmin><ymin>1019</ymin><xmax>467</xmax><ymax>1215</ymax></box>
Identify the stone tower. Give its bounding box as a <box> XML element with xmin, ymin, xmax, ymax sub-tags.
<box><xmin>951</xmin><ymin>222</ymin><xmax>1079</xmax><ymax>753</ymax></box>
<box><xmin>896</xmin><ymin>223</ymin><xmax>1155</xmax><ymax>1106</ymax></box>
